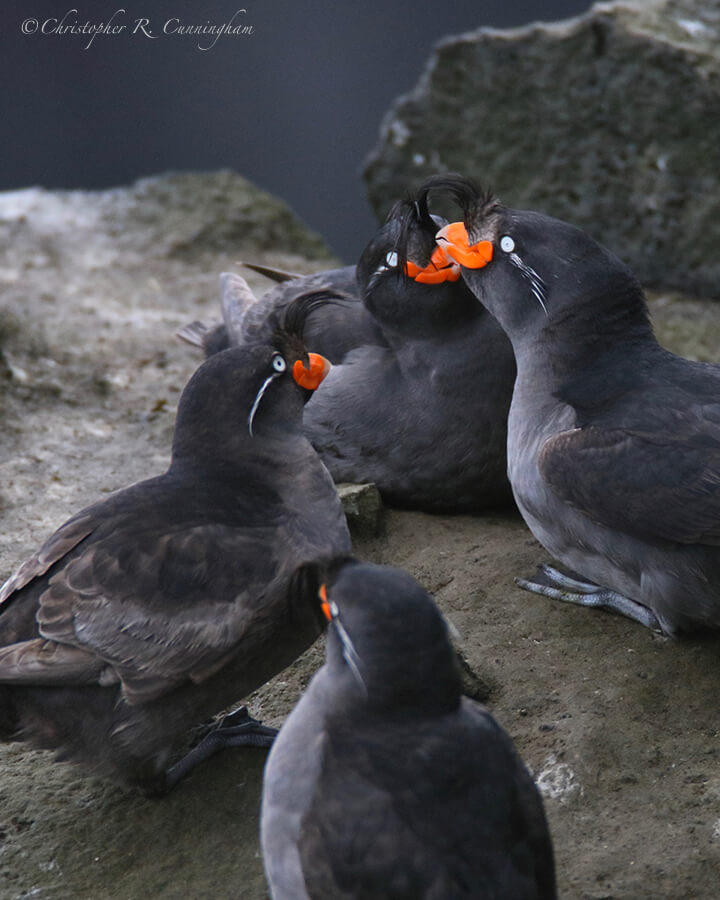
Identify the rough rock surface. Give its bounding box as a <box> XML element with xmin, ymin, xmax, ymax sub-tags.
<box><xmin>1</xmin><ymin>174</ymin><xmax>720</xmax><ymax>898</ymax></box>
<box><xmin>337</xmin><ymin>481</ymin><xmax>384</xmax><ymax>537</ymax></box>
<box><xmin>363</xmin><ymin>0</ymin><xmax>720</xmax><ymax>298</ymax></box>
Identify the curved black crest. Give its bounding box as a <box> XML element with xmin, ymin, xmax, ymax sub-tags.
<box><xmin>415</xmin><ymin>173</ymin><xmax>500</xmax><ymax>224</ymax></box>
<box><xmin>390</xmin><ymin>192</ymin><xmax>439</xmax><ymax>270</ymax></box>
<box><xmin>264</xmin><ymin>289</ymin><xmax>352</xmax><ymax>362</ymax></box>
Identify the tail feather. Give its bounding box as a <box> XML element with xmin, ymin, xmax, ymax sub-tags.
<box><xmin>219</xmin><ymin>272</ymin><xmax>260</xmax><ymax>344</ymax></box>
<box><xmin>176</xmin><ymin>320</ymin><xmax>211</xmax><ymax>350</ymax></box>
<box><xmin>240</xmin><ymin>261</ymin><xmax>302</xmax><ymax>283</ymax></box>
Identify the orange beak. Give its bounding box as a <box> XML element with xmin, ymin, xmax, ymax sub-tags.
<box><xmin>319</xmin><ymin>584</ymin><xmax>332</xmax><ymax>621</ymax></box>
<box><xmin>435</xmin><ymin>222</ymin><xmax>494</xmax><ymax>269</ymax></box>
<box><xmin>293</xmin><ymin>353</ymin><xmax>331</xmax><ymax>390</ymax></box>
<box><xmin>403</xmin><ymin>244</ymin><xmax>462</xmax><ymax>284</ymax></box>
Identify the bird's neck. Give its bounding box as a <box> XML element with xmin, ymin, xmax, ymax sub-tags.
<box><xmin>169</xmin><ymin>427</ymin><xmax>312</xmax><ymax>488</ymax></box>
<box><xmin>512</xmin><ymin>280</ymin><xmax>658</xmax><ymax>399</ymax></box>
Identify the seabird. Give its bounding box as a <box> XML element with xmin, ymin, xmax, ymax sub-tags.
<box><xmin>432</xmin><ymin>172</ymin><xmax>720</xmax><ymax>634</ymax></box>
<box><xmin>261</xmin><ymin>558</ymin><xmax>557</xmax><ymax>899</ymax></box>
<box><xmin>0</xmin><ymin>291</ymin><xmax>351</xmax><ymax>793</ymax></box>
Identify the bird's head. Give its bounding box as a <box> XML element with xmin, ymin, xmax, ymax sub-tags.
<box><xmin>295</xmin><ymin>558</ymin><xmax>462</xmax><ymax>713</ymax></box>
<box><xmin>424</xmin><ymin>174</ymin><xmax>649</xmax><ymax>351</ymax></box>
<box><xmin>172</xmin><ymin>291</ymin><xmax>334</xmax><ymax>464</ymax></box>
<box><xmin>355</xmin><ymin>194</ymin><xmax>480</xmax><ymax>337</ymax></box>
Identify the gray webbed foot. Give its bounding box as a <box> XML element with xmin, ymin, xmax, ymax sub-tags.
<box><xmin>163</xmin><ymin>706</ymin><xmax>277</xmax><ymax>792</ymax></box>
<box><xmin>516</xmin><ymin>563</ymin><xmax>664</xmax><ymax>633</ymax></box>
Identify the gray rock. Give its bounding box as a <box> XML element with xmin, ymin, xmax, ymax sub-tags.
<box><xmin>363</xmin><ymin>0</ymin><xmax>720</xmax><ymax>298</ymax></box>
<box><xmin>0</xmin><ymin>170</ymin><xmax>329</xmax><ymax>276</ymax></box>
<box><xmin>337</xmin><ymin>482</ymin><xmax>384</xmax><ymax>536</ymax></box>
<box><xmin>110</xmin><ymin>170</ymin><xmax>331</xmax><ymax>261</ymax></box>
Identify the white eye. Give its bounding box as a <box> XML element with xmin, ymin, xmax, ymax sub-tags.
<box><xmin>272</xmin><ymin>354</ymin><xmax>287</xmax><ymax>373</ymax></box>
<box><xmin>385</xmin><ymin>251</ymin><xmax>398</xmax><ymax>268</ymax></box>
<box><xmin>500</xmin><ymin>235</ymin><xmax>515</xmax><ymax>253</ymax></box>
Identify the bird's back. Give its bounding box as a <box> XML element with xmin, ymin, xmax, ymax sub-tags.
<box><xmin>266</xmin><ymin>691</ymin><xmax>555</xmax><ymax>899</ymax></box>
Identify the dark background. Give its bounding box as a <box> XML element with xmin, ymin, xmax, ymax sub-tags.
<box><xmin>2</xmin><ymin>0</ymin><xmax>593</xmax><ymax>261</ymax></box>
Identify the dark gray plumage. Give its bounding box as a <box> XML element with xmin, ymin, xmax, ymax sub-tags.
<box><xmin>0</xmin><ymin>294</ymin><xmax>350</xmax><ymax>793</ymax></box>
<box><xmin>303</xmin><ymin>200</ymin><xmax>515</xmax><ymax>512</ymax></box>
<box><xmin>182</xmin><ymin>201</ymin><xmax>516</xmax><ymax>513</ymax></box>
<box><xmin>261</xmin><ymin>559</ymin><xmax>556</xmax><ymax>900</ymax></box>
<box><xmin>432</xmin><ymin>173</ymin><xmax>720</xmax><ymax>634</ymax></box>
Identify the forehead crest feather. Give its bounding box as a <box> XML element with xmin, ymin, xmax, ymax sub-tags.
<box><xmin>415</xmin><ymin>173</ymin><xmax>503</xmax><ymax>244</ymax></box>
<box><xmin>267</xmin><ymin>290</ymin><xmax>346</xmax><ymax>363</ymax></box>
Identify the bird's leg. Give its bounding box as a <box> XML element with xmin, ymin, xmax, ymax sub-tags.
<box><xmin>516</xmin><ymin>563</ymin><xmax>664</xmax><ymax>633</ymax></box>
<box><xmin>163</xmin><ymin>706</ymin><xmax>277</xmax><ymax>792</ymax></box>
